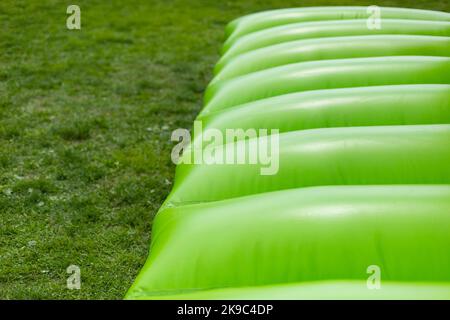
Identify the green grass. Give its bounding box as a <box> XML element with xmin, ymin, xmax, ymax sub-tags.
<box><xmin>0</xmin><ymin>0</ymin><xmax>448</xmax><ymax>299</ymax></box>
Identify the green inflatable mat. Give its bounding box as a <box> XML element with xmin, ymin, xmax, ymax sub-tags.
<box><xmin>127</xmin><ymin>186</ymin><xmax>450</xmax><ymax>299</ymax></box>
<box><xmin>223</xmin><ymin>6</ymin><xmax>450</xmax><ymax>45</ymax></box>
<box><xmin>169</xmin><ymin>124</ymin><xmax>450</xmax><ymax>204</ymax></box>
<box><xmin>214</xmin><ymin>35</ymin><xmax>450</xmax><ymax>82</ymax></box>
<box><xmin>126</xmin><ymin>6</ymin><xmax>450</xmax><ymax>300</ymax></box>
<box><xmin>219</xmin><ymin>20</ymin><xmax>450</xmax><ymax>68</ymax></box>
<box><xmin>198</xmin><ymin>85</ymin><xmax>450</xmax><ymax>136</ymax></box>
<box><xmin>203</xmin><ymin>56</ymin><xmax>450</xmax><ymax>115</ymax></box>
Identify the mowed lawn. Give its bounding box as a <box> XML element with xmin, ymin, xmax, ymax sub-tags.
<box><xmin>0</xmin><ymin>0</ymin><xmax>448</xmax><ymax>299</ymax></box>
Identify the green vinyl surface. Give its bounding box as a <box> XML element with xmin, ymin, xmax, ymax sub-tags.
<box><xmin>126</xmin><ymin>6</ymin><xmax>450</xmax><ymax>300</ymax></box>
<box><xmin>224</xmin><ymin>6</ymin><xmax>450</xmax><ymax>45</ymax></box>
<box><xmin>219</xmin><ymin>19</ymin><xmax>450</xmax><ymax>68</ymax></box>
<box><xmin>131</xmin><ymin>281</ymin><xmax>450</xmax><ymax>300</ymax></box>
<box><xmin>203</xmin><ymin>56</ymin><xmax>450</xmax><ymax>115</ymax></box>
<box><xmin>197</xmin><ymin>84</ymin><xmax>450</xmax><ymax>140</ymax></box>
<box><xmin>214</xmin><ymin>35</ymin><xmax>450</xmax><ymax>82</ymax></box>
<box><xmin>170</xmin><ymin>124</ymin><xmax>450</xmax><ymax>204</ymax></box>
<box><xmin>128</xmin><ymin>186</ymin><xmax>450</xmax><ymax>298</ymax></box>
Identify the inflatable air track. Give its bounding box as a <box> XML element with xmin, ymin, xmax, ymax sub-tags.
<box><xmin>126</xmin><ymin>6</ymin><xmax>450</xmax><ymax>299</ymax></box>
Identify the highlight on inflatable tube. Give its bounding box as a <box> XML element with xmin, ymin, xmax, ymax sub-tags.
<box><xmin>126</xmin><ymin>6</ymin><xmax>450</xmax><ymax>299</ymax></box>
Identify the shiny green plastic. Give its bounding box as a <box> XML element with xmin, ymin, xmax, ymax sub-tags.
<box><xmin>220</xmin><ymin>19</ymin><xmax>450</xmax><ymax>68</ymax></box>
<box><xmin>127</xmin><ymin>186</ymin><xmax>450</xmax><ymax>299</ymax></box>
<box><xmin>214</xmin><ymin>35</ymin><xmax>450</xmax><ymax>82</ymax></box>
<box><xmin>169</xmin><ymin>124</ymin><xmax>450</xmax><ymax>204</ymax></box>
<box><xmin>132</xmin><ymin>281</ymin><xmax>450</xmax><ymax>300</ymax></box>
<box><xmin>204</xmin><ymin>56</ymin><xmax>450</xmax><ymax>114</ymax></box>
<box><xmin>224</xmin><ymin>7</ymin><xmax>450</xmax><ymax>45</ymax></box>
<box><xmin>198</xmin><ymin>84</ymin><xmax>450</xmax><ymax>138</ymax></box>
<box><xmin>127</xmin><ymin>7</ymin><xmax>450</xmax><ymax>300</ymax></box>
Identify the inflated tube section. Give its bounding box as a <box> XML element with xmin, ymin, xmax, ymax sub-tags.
<box><xmin>126</xmin><ymin>6</ymin><xmax>450</xmax><ymax>299</ymax></box>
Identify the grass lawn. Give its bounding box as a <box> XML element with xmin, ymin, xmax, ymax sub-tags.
<box><xmin>0</xmin><ymin>0</ymin><xmax>448</xmax><ymax>299</ymax></box>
